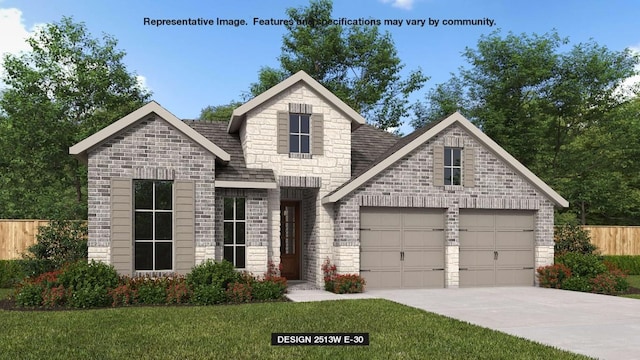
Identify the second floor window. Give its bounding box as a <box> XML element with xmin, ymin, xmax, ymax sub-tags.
<box><xmin>444</xmin><ymin>147</ymin><xmax>462</xmax><ymax>185</ymax></box>
<box><xmin>289</xmin><ymin>113</ymin><xmax>310</xmax><ymax>154</ymax></box>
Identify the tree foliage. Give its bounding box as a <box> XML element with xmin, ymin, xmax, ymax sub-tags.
<box><xmin>248</xmin><ymin>0</ymin><xmax>427</xmax><ymax>131</ymax></box>
<box><xmin>199</xmin><ymin>101</ymin><xmax>242</xmax><ymax>122</ymax></box>
<box><xmin>0</xmin><ymin>17</ymin><xmax>150</xmax><ymax>219</ymax></box>
<box><xmin>414</xmin><ymin>30</ymin><xmax>640</xmax><ymax>224</ymax></box>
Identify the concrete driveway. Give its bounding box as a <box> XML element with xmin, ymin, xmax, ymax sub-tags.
<box><xmin>287</xmin><ymin>286</ymin><xmax>640</xmax><ymax>359</ymax></box>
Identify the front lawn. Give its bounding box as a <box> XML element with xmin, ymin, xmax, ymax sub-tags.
<box><xmin>0</xmin><ymin>299</ymin><xmax>587</xmax><ymax>359</ymax></box>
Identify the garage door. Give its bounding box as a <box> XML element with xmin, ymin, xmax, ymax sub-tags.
<box><xmin>459</xmin><ymin>209</ymin><xmax>535</xmax><ymax>287</ymax></box>
<box><xmin>360</xmin><ymin>208</ymin><xmax>445</xmax><ymax>289</ymax></box>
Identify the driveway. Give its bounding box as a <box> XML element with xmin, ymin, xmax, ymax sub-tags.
<box><xmin>287</xmin><ymin>286</ymin><xmax>640</xmax><ymax>359</ymax></box>
<box><xmin>364</xmin><ymin>287</ymin><xmax>640</xmax><ymax>360</ymax></box>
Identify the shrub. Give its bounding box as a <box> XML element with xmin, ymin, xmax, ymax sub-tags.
<box><xmin>226</xmin><ymin>282</ymin><xmax>252</xmax><ymax>303</ymax></box>
<box><xmin>22</xmin><ymin>220</ymin><xmax>88</xmax><ymax>276</ymax></box>
<box><xmin>322</xmin><ymin>258</ymin><xmax>366</xmax><ymax>294</ymax></box>
<box><xmin>109</xmin><ymin>283</ymin><xmax>138</xmax><ymax>307</ymax></box>
<box><xmin>555</xmin><ymin>253</ymin><xmax>607</xmax><ymax>278</ymax></box>
<box><xmin>58</xmin><ymin>261</ymin><xmax>119</xmax><ymax>308</ymax></box>
<box><xmin>252</xmin><ymin>280</ymin><xmax>286</xmax><ymax>301</ymax></box>
<box><xmin>191</xmin><ymin>284</ymin><xmax>226</xmax><ymax>305</ymax></box>
<box><xmin>602</xmin><ymin>256</ymin><xmax>640</xmax><ymax>275</ymax></box>
<box><xmin>590</xmin><ymin>268</ymin><xmax>629</xmax><ymax>295</ymax></box>
<box><xmin>554</xmin><ymin>224</ymin><xmax>597</xmax><ymax>256</ymax></box>
<box><xmin>561</xmin><ymin>276</ymin><xmax>592</xmax><ymax>292</ymax></box>
<box><xmin>68</xmin><ymin>285</ymin><xmax>109</xmax><ymax>308</ymax></box>
<box><xmin>166</xmin><ymin>276</ymin><xmax>191</xmax><ymax>304</ymax></box>
<box><xmin>15</xmin><ymin>282</ymin><xmax>44</xmax><ymax>307</ymax></box>
<box><xmin>135</xmin><ymin>278</ymin><xmax>168</xmax><ymax>305</ymax></box>
<box><xmin>321</xmin><ymin>258</ymin><xmax>338</xmax><ymax>292</ymax></box>
<box><xmin>537</xmin><ymin>264</ymin><xmax>572</xmax><ymax>289</ymax></box>
<box><xmin>186</xmin><ymin>260</ymin><xmax>240</xmax><ymax>289</ymax></box>
<box><xmin>332</xmin><ymin>274</ymin><xmax>366</xmax><ymax>294</ymax></box>
<box><xmin>42</xmin><ymin>285</ymin><xmax>69</xmax><ymax>307</ymax></box>
<box><xmin>0</xmin><ymin>260</ymin><xmax>27</xmax><ymax>288</ymax></box>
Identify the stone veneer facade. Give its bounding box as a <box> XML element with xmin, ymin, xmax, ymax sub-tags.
<box><xmin>239</xmin><ymin>82</ymin><xmax>352</xmax><ymax>286</ymax></box>
<box><xmin>87</xmin><ymin>115</ymin><xmax>217</xmax><ymax>272</ymax></box>
<box><xmin>333</xmin><ymin>124</ymin><xmax>556</xmax><ymax>287</ymax></box>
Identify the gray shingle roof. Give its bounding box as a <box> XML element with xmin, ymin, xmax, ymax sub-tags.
<box><xmin>183</xmin><ymin>120</ymin><xmax>275</xmax><ymax>183</ymax></box>
<box><xmin>351</xmin><ymin>124</ymin><xmax>400</xmax><ymax>178</ymax></box>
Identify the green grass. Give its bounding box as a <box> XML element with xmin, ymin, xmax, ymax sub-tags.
<box><xmin>626</xmin><ymin>275</ymin><xmax>640</xmax><ymax>288</ymax></box>
<box><xmin>0</xmin><ymin>299</ymin><xmax>587</xmax><ymax>360</ymax></box>
<box><xmin>0</xmin><ymin>288</ymin><xmax>12</xmax><ymax>300</ymax></box>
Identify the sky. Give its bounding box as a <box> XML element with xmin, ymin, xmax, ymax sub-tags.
<box><xmin>1</xmin><ymin>0</ymin><xmax>639</xmax><ymax>133</ymax></box>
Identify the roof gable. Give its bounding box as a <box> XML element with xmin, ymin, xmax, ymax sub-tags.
<box><xmin>69</xmin><ymin>101</ymin><xmax>230</xmax><ymax>163</ymax></box>
<box><xmin>227</xmin><ymin>70</ymin><xmax>366</xmax><ymax>133</ymax></box>
<box><xmin>323</xmin><ymin>112</ymin><xmax>569</xmax><ymax>208</ymax></box>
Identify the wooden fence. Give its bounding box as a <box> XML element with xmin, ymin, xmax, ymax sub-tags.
<box><xmin>1</xmin><ymin>221</ymin><xmax>640</xmax><ymax>259</ymax></box>
<box><xmin>584</xmin><ymin>226</ymin><xmax>640</xmax><ymax>256</ymax></box>
<box><xmin>0</xmin><ymin>220</ymin><xmax>49</xmax><ymax>260</ymax></box>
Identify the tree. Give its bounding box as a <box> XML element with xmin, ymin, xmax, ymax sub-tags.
<box><xmin>414</xmin><ymin>30</ymin><xmax>640</xmax><ymax>224</ymax></box>
<box><xmin>0</xmin><ymin>17</ymin><xmax>150</xmax><ymax>219</ymax></box>
<box><xmin>199</xmin><ymin>101</ymin><xmax>242</xmax><ymax>121</ymax></box>
<box><xmin>248</xmin><ymin>0</ymin><xmax>427</xmax><ymax>131</ymax></box>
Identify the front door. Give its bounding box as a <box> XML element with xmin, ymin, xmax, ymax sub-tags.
<box><xmin>280</xmin><ymin>201</ymin><xmax>301</xmax><ymax>280</ymax></box>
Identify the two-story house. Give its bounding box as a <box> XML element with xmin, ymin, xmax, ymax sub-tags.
<box><xmin>70</xmin><ymin>71</ymin><xmax>568</xmax><ymax>289</ymax></box>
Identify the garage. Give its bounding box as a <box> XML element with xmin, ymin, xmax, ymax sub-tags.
<box><xmin>459</xmin><ymin>209</ymin><xmax>535</xmax><ymax>287</ymax></box>
<box><xmin>360</xmin><ymin>207</ymin><xmax>445</xmax><ymax>289</ymax></box>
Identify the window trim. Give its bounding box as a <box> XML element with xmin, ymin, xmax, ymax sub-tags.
<box><xmin>133</xmin><ymin>180</ymin><xmax>174</xmax><ymax>272</ymax></box>
<box><xmin>223</xmin><ymin>197</ymin><xmax>246</xmax><ymax>269</ymax></box>
<box><xmin>444</xmin><ymin>147</ymin><xmax>462</xmax><ymax>186</ymax></box>
<box><xmin>289</xmin><ymin>113</ymin><xmax>311</xmax><ymax>154</ymax></box>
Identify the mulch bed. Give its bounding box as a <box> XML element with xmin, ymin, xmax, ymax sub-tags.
<box><xmin>1</xmin><ymin>287</ymin><xmax>638</xmax><ymax>312</ymax></box>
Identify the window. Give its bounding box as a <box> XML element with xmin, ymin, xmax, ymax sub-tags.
<box><xmin>134</xmin><ymin>180</ymin><xmax>173</xmax><ymax>271</ymax></box>
<box><xmin>289</xmin><ymin>113</ymin><xmax>310</xmax><ymax>154</ymax></box>
<box><xmin>444</xmin><ymin>147</ymin><xmax>462</xmax><ymax>185</ymax></box>
<box><xmin>223</xmin><ymin>197</ymin><xmax>246</xmax><ymax>268</ymax></box>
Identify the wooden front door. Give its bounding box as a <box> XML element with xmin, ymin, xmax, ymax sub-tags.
<box><xmin>280</xmin><ymin>201</ymin><xmax>301</xmax><ymax>280</ymax></box>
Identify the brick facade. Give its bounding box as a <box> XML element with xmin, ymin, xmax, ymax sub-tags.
<box><xmin>86</xmin><ymin>115</ymin><xmax>216</xmax><ymax>269</ymax></box>
<box><xmin>334</xmin><ymin>124</ymin><xmax>556</xmax><ymax>287</ymax></box>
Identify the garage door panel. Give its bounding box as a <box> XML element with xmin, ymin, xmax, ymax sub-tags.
<box><xmin>360</xmin><ymin>230</ymin><xmax>401</xmax><ymax>249</ymax></box>
<box><xmin>403</xmin><ymin>269</ymin><xmax>444</xmax><ymax>288</ymax></box>
<box><xmin>497</xmin><ymin>250</ymin><xmax>534</xmax><ymax>267</ymax></box>
<box><xmin>459</xmin><ymin>250</ymin><xmax>494</xmax><ymax>267</ymax></box>
<box><xmin>459</xmin><ymin>209</ymin><xmax>535</xmax><ymax>287</ymax></box>
<box><xmin>361</xmin><ymin>270</ymin><xmax>402</xmax><ymax>289</ymax></box>
<box><xmin>460</xmin><ymin>269</ymin><xmax>494</xmax><ymax>287</ymax></box>
<box><xmin>495</xmin><ymin>231</ymin><xmax>534</xmax><ymax>249</ymax></box>
<box><xmin>459</xmin><ymin>210</ymin><xmax>495</xmax><ymax>229</ymax></box>
<box><xmin>403</xmin><ymin>230</ymin><xmax>444</xmax><ymax>248</ymax></box>
<box><xmin>460</xmin><ymin>231</ymin><xmax>494</xmax><ymax>249</ymax></box>
<box><xmin>496</xmin><ymin>269</ymin><xmax>534</xmax><ymax>286</ymax></box>
<box><xmin>361</xmin><ymin>208</ymin><xmax>401</xmax><ymax>228</ymax></box>
<box><xmin>360</xmin><ymin>207</ymin><xmax>445</xmax><ymax>289</ymax></box>
<box><xmin>404</xmin><ymin>250</ymin><xmax>444</xmax><ymax>269</ymax></box>
<box><xmin>495</xmin><ymin>212</ymin><xmax>534</xmax><ymax>229</ymax></box>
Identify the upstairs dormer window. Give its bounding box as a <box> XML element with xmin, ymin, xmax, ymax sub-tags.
<box><xmin>277</xmin><ymin>103</ymin><xmax>324</xmax><ymax>157</ymax></box>
<box><xmin>289</xmin><ymin>113</ymin><xmax>310</xmax><ymax>154</ymax></box>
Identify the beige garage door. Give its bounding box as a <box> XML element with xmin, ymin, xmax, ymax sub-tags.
<box><xmin>459</xmin><ymin>209</ymin><xmax>535</xmax><ymax>287</ymax></box>
<box><xmin>360</xmin><ymin>208</ymin><xmax>445</xmax><ymax>289</ymax></box>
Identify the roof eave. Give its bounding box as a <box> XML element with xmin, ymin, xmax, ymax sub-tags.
<box><xmin>227</xmin><ymin>70</ymin><xmax>366</xmax><ymax>134</ymax></box>
<box><xmin>322</xmin><ymin>112</ymin><xmax>569</xmax><ymax>208</ymax></box>
<box><xmin>69</xmin><ymin>101</ymin><xmax>231</xmax><ymax>163</ymax></box>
